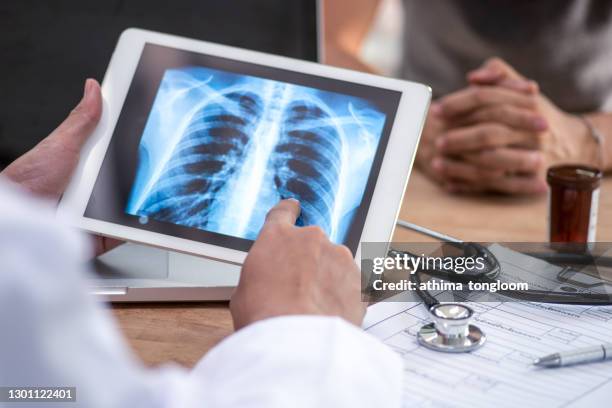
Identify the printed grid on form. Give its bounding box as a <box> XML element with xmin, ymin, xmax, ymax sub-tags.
<box><xmin>365</xmin><ymin>245</ymin><xmax>612</xmax><ymax>408</ymax></box>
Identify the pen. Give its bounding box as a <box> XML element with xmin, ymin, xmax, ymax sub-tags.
<box><xmin>533</xmin><ymin>344</ymin><xmax>612</xmax><ymax>368</ymax></box>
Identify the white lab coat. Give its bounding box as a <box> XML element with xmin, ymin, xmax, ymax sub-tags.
<box><xmin>0</xmin><ymin>180</ymin><xmax>402</xmax><ymax>408</ymax></box>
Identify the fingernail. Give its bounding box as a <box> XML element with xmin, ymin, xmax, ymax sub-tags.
<box><xmin>532</xmin><ymin>117</ymin><xmax>548</xmax><ymax>131</ymax></box>
<box><xmin>84</xmin><ymin>79</ymin><xmax>92</xmax><ymax>96</ymax></box>
<box><xmin>287</xmin><ymin>197</ymin><xmax>300</xmax><ymax>205</ymax></box>
<box><xmin>82</xmin><ymin>78</ymin><xmax>96</xmax><ymax>103</ymax></box>
<box><xmin>435</xmin><ymin>137</ymin><xmax>446</xmax><ymax>149</ymax></box>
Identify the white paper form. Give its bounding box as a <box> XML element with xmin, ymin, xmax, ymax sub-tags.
<box><xmin>364</xmin><ymin>246</ymin><xmax>612</xmax><ymax>407</ymax></box>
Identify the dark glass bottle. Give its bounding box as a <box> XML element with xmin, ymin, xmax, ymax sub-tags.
<box><xmin>547</xmin><ymin>165</ymin><xmax>602</xmax><ymax>243</ymax></box>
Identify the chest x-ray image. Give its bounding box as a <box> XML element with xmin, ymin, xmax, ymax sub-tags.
<box><xmin>126</xmin><ymin>66</ymin><xmax>387</xmax><ymax>244</ymax></box>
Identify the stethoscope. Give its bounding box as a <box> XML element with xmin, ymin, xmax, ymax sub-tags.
<box><xmin>416</xmin><ymin>303</ymin><xmax>486</xmax><ymax>353</ymax></box>
<box><xmin>393</xmin><ymin>219</ymin><xmax>488</xmax><ymax>352</ymax></box>
<box><xmin>393</xmin><ymin>219</ymin><xmax>612</xmax><ymax>352</ymax></box>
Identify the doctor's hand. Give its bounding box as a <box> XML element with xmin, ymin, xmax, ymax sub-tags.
<box><xmin>1</xmin><ymin>79</ymin><xmax>121</xmax><ymax>255</ymax></box>
<box><xmin>230</xmin><ymin>199</ymin><xmax>365</xmax><ymax>330</ymax></box>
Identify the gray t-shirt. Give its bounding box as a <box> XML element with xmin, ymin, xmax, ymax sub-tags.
<box><xmin>401</xmin><ymin>0</ymin><xmax>612</xmax><ymax>112</ymax></box>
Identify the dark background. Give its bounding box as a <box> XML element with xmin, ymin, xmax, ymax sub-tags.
<box><xmin>0</xmin><ymin>0</ymin><xmax>318</xmax><ymax>168</ymax></box>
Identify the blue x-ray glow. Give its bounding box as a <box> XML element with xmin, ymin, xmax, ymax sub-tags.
<box><xmin>126</xmin><ymin>67</ymin><xmax>386</xmax><ymax>243</ymax></box>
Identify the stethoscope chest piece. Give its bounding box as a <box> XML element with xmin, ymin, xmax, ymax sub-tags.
<box><xmin>417</xmin><ymin>303</ymin><xmax>486</xmax><ymax>353</ymax></box>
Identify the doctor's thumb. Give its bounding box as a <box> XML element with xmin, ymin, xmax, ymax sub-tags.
<box><xmin>49</xmin><ymin>78</ymin><xmax>102</xmax><ymax>152</ymax></box>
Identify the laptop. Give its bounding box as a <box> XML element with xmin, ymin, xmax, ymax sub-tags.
<box><xmin>0</xmin><ymin>0</ymin><xmax>322</xmax><ymax>301</ymax></box>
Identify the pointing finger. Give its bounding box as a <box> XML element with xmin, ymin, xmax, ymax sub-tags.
<box><xmin>264</xmin><ymin>198</ymin><xmax>301</xmax><ymax>226</ymax></box>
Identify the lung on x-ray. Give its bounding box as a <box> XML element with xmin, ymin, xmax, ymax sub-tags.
<box><xmin>125</xmin><ymin>67</ymin><xmax>387</xmax><ymax>244</ymax></box>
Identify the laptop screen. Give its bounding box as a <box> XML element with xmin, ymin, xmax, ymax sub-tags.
<box><xmin>0</xmin><ymin>0</ymin><xmax>319</xmax><ymax>166</ymax></box>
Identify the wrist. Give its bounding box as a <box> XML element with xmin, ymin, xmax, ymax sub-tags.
<box><xmin>231</xmin><ymin>297</ymin><xmax>324</xmax><ymax>330</ymax></box>
<box><xmin>577</xmin><ymin>115</ymin><xmax>606</xmax><ymax>170</ymax></box>
<box><xmin>553</xmin><ymin>113</ymin><xmax>601</xmax><ymax>168</ymax></box>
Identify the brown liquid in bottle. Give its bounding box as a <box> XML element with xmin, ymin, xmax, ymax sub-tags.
<box><xmin>547</xmin><ymin>165</ymin><xmax>602</xmax><ymax>243</ymax></box>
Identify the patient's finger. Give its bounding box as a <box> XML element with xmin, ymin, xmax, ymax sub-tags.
<box><xmin>495</xmin><ymin>78</ymin><xmax>539</xmax><ymax>94</ymax></box>
<box><xmin>437</xmin><ymin>86</ymin><xmax>537</xmax><ymax>118</ymax></box>
<box><xmin>436</xmin><ymin>123</ymin><xmax>533</xmax><ymax>154</ymax></box>
<box><xmin>450</xmin><ymin>106</ymin><xmax>548</xmax><ymax>132</ymax></box>
<box><xmin>467</xmin><ymin>57</ymin><xmax>528</xmax><ymax>83</ymax></box>
<box><xmin>432</xmin><ymin>156</ymin><xmax>504</xmax><ymax>182</ymax></box>
<box><xmin>468</xmin><ymin>75</ymin><xmax>538</xmax><ymax>94</ymax></box>
<box><xmin>264</xmin><ymin>199</ymin><xmax>301</xmax><ymax>226</ymax></box>
<box><xmin>463</xmin><ymin>148</ymin><xmax>543</xmax><ymax>173</ymax></box>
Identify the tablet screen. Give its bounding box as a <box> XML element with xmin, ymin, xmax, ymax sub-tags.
<box><xmin>86</xmin><ymin>44</ymin><xmax>401</xmax><ymax>253</ymax></box>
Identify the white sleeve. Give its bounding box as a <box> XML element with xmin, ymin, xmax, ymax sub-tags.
<box><xmin>191</xmin><ymin>315</ymin><xmax>403</xmax><ymax>407</ymax></box>
<box><xmin>0</xmin><ymin>180</ymin><xmax>403</xmax><ymax>408</ymax></box>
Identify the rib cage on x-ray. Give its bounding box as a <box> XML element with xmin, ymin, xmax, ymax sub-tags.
<box><xmin>273</xmin><ymin>101</ymin><xmax>341</xmax><ymax>231</ymax></box>
<box><xmin>138</xmin><ymin>90</ymin><xmax>263</xmax><ymax>233</ymax></box>
<box><xmin>136</xmin><ymin>82</ymin><xmax>343</xmax><ymax>239</ymax></box>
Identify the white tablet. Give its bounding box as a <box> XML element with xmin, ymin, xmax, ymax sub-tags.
<box><xmin>58</xmin><ymin>28</ymin><xmax>430</xmax><ymax>265</ymax></box>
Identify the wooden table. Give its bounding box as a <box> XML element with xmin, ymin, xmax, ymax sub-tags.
<box><xmin>112</xmin><ymin>170</ymin><xmax>612</xmax><ymax>367</ymax></box>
